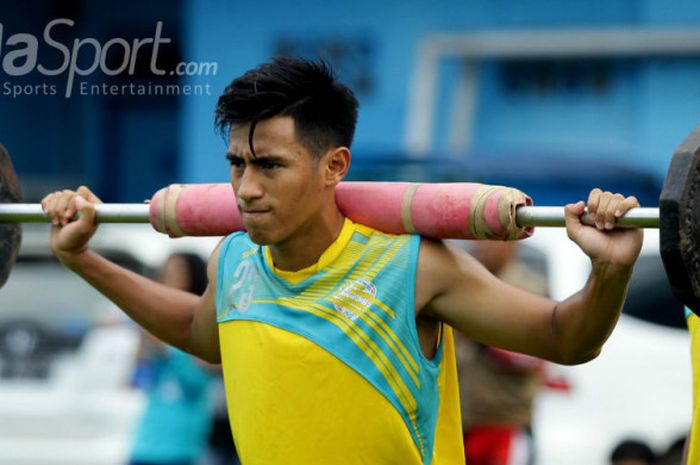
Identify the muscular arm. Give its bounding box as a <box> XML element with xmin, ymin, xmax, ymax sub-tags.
<box><xmin>41</xmin><ymin>187</ymin><xmax>222</xmax><ymax>362</ymax></box>
<box><xmin>60</xmin><ymin>242</ymin><xmax>223</xmax><ymax>363</ymax></box>
<box><xmin>417</xmin><ymin>192</ymin><xmax>642</xmax><ymax>365</ymax></box>
<box><xmin>417</xmin><ymin>239</ymin><xmax>632</xmax><ymax>365</ymax></box>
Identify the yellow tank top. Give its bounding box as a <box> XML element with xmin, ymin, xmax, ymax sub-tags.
<box><xmin>216</xmin><ymin>219</ymin><xmax>464</xmax><ymax>465</ymax></box>
<box><xmin>687</xmin><ymin>310</ymin><xmax>700</xmax><ymax>464</ymax></box>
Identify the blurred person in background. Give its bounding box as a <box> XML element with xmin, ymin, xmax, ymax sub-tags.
<box><xmin>205</xmin><ymin>378</ymin><xmax>240</xmax><ymax>465</ymax></box>
<box><xmin>129</xmin><ymin>253</ymin><xmax>217</xmax><ymax>465</ymax></box>
<box><xmin>657</xmin><ymin>436</ymin><xmax>685</xmax><ymax>465</ymax></box>
<box><xmin>610</xmin><ymin>438</ymin><xmax>657</xmax><ymax>465</ymax></box>
<box><xmin>454</xmin><ymin>240</ymin><xmax>549</xmax><ymax>465</ymax></box>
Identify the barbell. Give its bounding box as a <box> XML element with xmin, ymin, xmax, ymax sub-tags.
<box><xmin>0</xmin><ymin>125</ymin><xmax>699</xmax><ymax>313</ymax></box>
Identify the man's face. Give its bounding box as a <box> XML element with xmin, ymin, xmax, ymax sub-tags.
<box><xmin>226</xmin><ymin>116</ymin><xmax>325</xmax><ymax>245</ymax></box>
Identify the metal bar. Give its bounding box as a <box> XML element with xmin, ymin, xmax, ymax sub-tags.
<box><xmin>0</xmin><ymin>203</ymin><xmax>661</xmax><ymax>228</ymax></box>
<box><xmin>0</xmin><ymin>204</ymin><xmax>151</xmax><ymax>223</ymax></box>
<box><xmin>516</xmin><ymin>206</ymin><xmax>660</xmax><ymax>228</ymax></box>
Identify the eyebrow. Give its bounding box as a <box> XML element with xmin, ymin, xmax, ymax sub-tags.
<box><xmin>225</xmin><ymin>152</ymin><xmax>288</xmax><ymax>164</ymax></box>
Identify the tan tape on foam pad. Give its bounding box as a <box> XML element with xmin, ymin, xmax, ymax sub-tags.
<box><xmin>469</xmin><ymin>185</ymin><xmax>529</xmax><ymax>240</ymax></box>
<box><xmin>400</xmin><ymin>183</ymin><xmax>420</xmax><ymax>234</ymax></box>
<box><xmin>164</xmin><ymin>184</ymin><xmax>186</xmax><ymax>238</ymax></box>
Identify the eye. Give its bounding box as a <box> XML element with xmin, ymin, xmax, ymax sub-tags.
<box><xmin>229</xmin><ymin>157</ymin><xmax>244</xmax><ymax>169</ymax></box>
<box><xmin>260</xmin><ymin>160</ymin><xmax>282</xmax><ymax>170</ymax></box>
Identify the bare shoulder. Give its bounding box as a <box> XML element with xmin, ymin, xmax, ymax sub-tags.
<box><xmin>415</xmin><ymin>238</ymin><xmax>484</xmax><ymax>315</ymax></box>
<box><xmin>417</xmin><ymin>238</ymin><xmax>482</xmax><ymax>283</ymax></box>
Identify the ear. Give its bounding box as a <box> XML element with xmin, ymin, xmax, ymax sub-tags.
<box><xmin>321</xmin><ymin>147</ymin><xmax>351</xmax><ymax>187</ymax></box>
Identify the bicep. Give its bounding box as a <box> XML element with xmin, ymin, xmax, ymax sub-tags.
<box><xmin>418</xmin><ymin>240</ymin><xmax>558</xmax><ymax>359</ymax></box>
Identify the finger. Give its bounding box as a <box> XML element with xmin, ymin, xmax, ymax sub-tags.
<box><xmin>40</xmin><ymin>193</ymin><xmax>53</xmax><ymax>213</ymax></box>
<box><xmin>564</xmin><ymin>201</ymin><xmax>586</xmax><ymax>240</ymax></box>
<box><xmin>616</xmin><ymin>195</ymin><xmax>640</xmax><ymax>217</ymax></box>
<box><xmin>67</xmin><ymin>187</ymin><xmax>101</xmax><ymax>228</ymax></box>
<box><xmin>43</xmin><ymin>191</ymin><xmax>66</xmax><ymax>225</ymax></box>
<box><xmin>64</xmin><ymin>196</ymin><xmax>80</xmax><ymax>224</ymax></box>
<box><xmin>73</xmin><ymin>195</ymin><xmax>96</xmax><ymax>231</ymax></box>
<box><xmin>565</xmin><ymin>201</ymin><xmax>586</xmax><ymax>222</ymax></box>
<box><xmin>593</xmin><ymin>191</ymin><xmax>612</xmax><ymax>230</ymax></box>
<box><xmin>76</xmin><ymin>185</ymin><xmax>102</xmax><ymax>204</ymax></box>
<box><xmin>40</xmin><ymin>193</ymin><xmax>56</xmax><ymax>222</ymax></box>
<box><xmin>55</xmin><ymin>190</ymin><xmax>75</xmax><ymax>226</ymax></box>
<box><xmin>587</xmin><ymin>188</ymin><xmax>602</xmax><ymax>222</ymax></box>
<box><xmin>603</xmin><ymin>193</ymin><xmax>624</xmax><ymax>230</ymax></box>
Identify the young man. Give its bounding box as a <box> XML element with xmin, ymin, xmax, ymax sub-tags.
<box><xmin>42</xmin><ymin>58</ymin><xmax>643</xmax><ymax>465</ymax></box>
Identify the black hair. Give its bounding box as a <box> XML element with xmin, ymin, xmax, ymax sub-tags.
<box><xmin>170</xmin><ymin>252</ymin><xmax>208</xmax><ymax>296</ymax></box>
<box><xmin>215</xmin><ymin>57</ymin><xmax>359</xmax><ymax>158</ymax></box>
<box><xmin>610</xmin><ymin>439</ymin><xmax>657</xmax><ymax>463</ymax></box>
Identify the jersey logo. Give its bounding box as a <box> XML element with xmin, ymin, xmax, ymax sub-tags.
<box><xmin>332</xmin><ymin>279</ymin><xmax>377</xmax><ymax>321</ymax></box>
<box><xmin>226</xmin><ymin>260</ymin><xmax>259</xmax><ymax>313</ymax></box>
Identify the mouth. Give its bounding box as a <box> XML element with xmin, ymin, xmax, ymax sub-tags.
<box><xmin>240</xmin><ymin>208</ymin><xmax>272</xmax><ymax>220</ymax></box>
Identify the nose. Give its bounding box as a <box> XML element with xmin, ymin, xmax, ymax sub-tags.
<box><xmin>235</xmin><ymin>167</ymin><xmax>264</xmax><ymax>203</ymax></box>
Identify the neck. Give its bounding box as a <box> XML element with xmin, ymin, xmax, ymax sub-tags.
<box><xmin>268</xmin><ymin>207</ymin><xmax>345</xmax><ymax>271</ymax></box>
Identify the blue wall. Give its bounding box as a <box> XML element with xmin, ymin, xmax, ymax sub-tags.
<box><xmin>2</xmin><ymin>0</ymin><xmax>700</xmax><ymax>203</ymax></box>
<box><xmin>180</xmin><ymin>0</ymin><xmax>700</xmax><ymax>197</ymax></box>
<box><xmin>0</xmin><ymin>0</ymin><xmax>183</xmax><ymax>201</ymax></box>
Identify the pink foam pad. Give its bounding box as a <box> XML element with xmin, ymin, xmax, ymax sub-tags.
<box><xmin>411</xmin><ymin>183</ymin><xmax>480</xmax><ymax>237</ymax></box>
<box><xmin>334</xmin><ymin>182</ymin><xmax>531</xmax><ymax>239</ymax></box>
<box><xmin>333</xmin><ymin>182</ymin><xmax>411</xmax><ymax>234</ymax></box>
<box><xmin>150</xmin><ymin>184</ymin><xmax>242</xmax><ymax>237</ymax></box>
<box><xmin>149</xmin><ymin>182</ymin><xmax>532</xmax><ymax>240</ymax></box>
